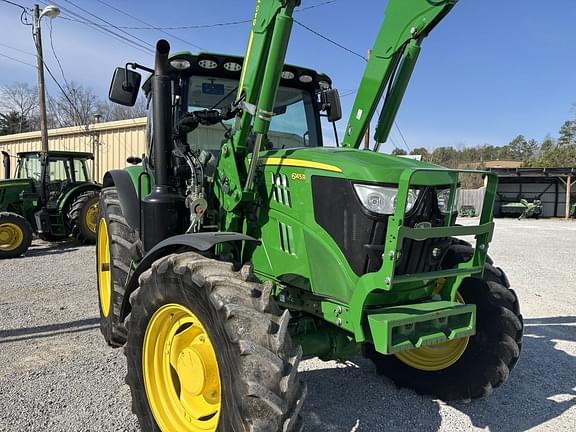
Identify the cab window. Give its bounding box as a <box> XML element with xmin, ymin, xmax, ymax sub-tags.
<box><xmin>186</xmin><ymin>76</ymin><xmax>321</xmax><ymax>152</ymax></box>
<box><xmin>72</xmin><ymin>159</ymin><xmax>89</xmax><ymax>182</ymax></box>
<box><xmin>47</xmin><ymin>159</ymin><xmax>70</xmax><ymax>182</ymax></box>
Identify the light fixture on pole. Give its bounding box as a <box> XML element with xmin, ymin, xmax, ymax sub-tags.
<box><xmin>40</xmin><ymin>5</ymin><xmax>60</xmax><ymax>19</ymax></box>
<box><xmin>33</xmin><ymin>3</ymin><xmax>60</xmax><ymax>156</ymax></box>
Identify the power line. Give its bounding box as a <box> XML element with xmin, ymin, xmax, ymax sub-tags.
<box><xmin>394</xmin><ymin>122</ymin><xmax>411</xmax><ymax>153</ymax></box>
<box><xmin>42</xmin><ymin>60</ymin><xmax>93</xmax><ymax>136</ymax></box>
<box><xmin>48</xmin><ymin>20</ymin><xmax>70</xmax><ymax>88</ymax></box>
<box><xmin>0</xmin><ymin>42</ymin><xmax>35</xmax><ymax>57</ymax></box>
<box><xmin>58</xmin><ymin>0</ymin><xmax>338</xmax><ymax>31</ymax></box>
<box><xmin>59</xmin><ymin>0</ymin><xmax>154</xmax><ymax>49</ymax></box>
<box><xmin>93</xmin><ymin>0</ymin><xmax>204</xmax><ymax>50</ymax></box>
<box><xmin>0</xmin><ymin>0</ymin><xmax>26</xmax><ymax>12</ymax></box>
<box><xmin>293</xmin><ymin>19</ymin><xmax>367</xmax><ymax>62</ymax></box>
<box><xmin>59</xmin><ymin>15</ymin><xmax>251</xmax><ymax>31</ymax></box>
<box><xmin>39</xmin><ymin>0</ymin><xmax>153</xmax><ymax>55</ymax></box>
<box><xmin>0</xmin><ymin>0</ymin><xmax>33</xmax><ymax>26</ymax></box>
<box><xmin>0</xmin><ymin>51</ymin><xmax>36</xmax><ymax>68</ymax></box>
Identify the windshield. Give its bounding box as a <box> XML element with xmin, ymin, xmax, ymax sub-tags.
<box><xmin>186</xmin><ymin>77</ymin><xmax>321</xmax><ymax>152</ymax></box>
<box><xmin>16</xmin><ymin>155</ymin><xmax>91</xmax><ymax>182</ymax></box>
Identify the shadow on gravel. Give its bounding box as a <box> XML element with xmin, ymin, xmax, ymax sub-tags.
<box><xmin>301</xmin><ymin>316</ymin><xmax>576</xmax><ymax>432</ymax></box>
<box><xmin>448</xmin><ymin>316</ymin><xmax>576</xmax><ymax>432</ymax></box>
<box><xmin>300</xmin><ymin>361</ymin><xmax>443</xmax><ymax>432</ymax></box>
<box><xmin>0</xmin><ymin>317</ymin><xmax>99</xmax><ymax>344</ymax></box>
<box><xmin>23</xmin><ymin>240</ymin><xmax>80</xmax><ymax>257</ymax></box>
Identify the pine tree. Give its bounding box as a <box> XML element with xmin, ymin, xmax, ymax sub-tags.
<box><xmin>557</xmin><ymin>120</ymin><xmax>576</xmax><ymax>146</ymax></box>
<box><xmin>0</xmin><ymin>111</ymin><xmax>30</xmax><ymax>135</ymax></box>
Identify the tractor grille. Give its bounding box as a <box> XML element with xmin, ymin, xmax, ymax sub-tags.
<box><xmin>312</xmin><ymin>176</ymin><xmax>449</xmax><ymax>277</ymax></box>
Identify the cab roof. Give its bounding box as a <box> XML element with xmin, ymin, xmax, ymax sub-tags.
<box><xmin>141</xmin><ymin>51</ymin><xmax>332</xmax><ymax>95</ymax></box>
<box><xmin>17</xmin><ymin>151</ymin><xmax>94</xmax><ymax>159</ymax></box>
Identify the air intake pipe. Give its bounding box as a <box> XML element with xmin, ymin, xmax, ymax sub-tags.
<box><xmin>140</xmin><ymin>40</ymin><xmax>186</xmax><ymax>251</ymax></box>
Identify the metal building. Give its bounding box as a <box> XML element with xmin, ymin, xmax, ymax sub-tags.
<box><xmin>0</xmin><ymin>118</ymin><xmax>147</xmax><ymax>182</ymax></box>
<box><xmin>488</xmin><ymin>167</ymin><xmax>575</xmax><ymax>219</ymax></box>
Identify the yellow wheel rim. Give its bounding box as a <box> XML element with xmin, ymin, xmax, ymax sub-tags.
<box><xmin>0</xmin><ymin>222</ymin><xmax>24</xmax><ymax>252</ymax></box>
<box><xmin>143</xmin><ymin>304</ymin><xmax>222</xmax><ymax>432</ymax></box>
<box><xmin>85</xmin><ymin>203</ymin><xmax>98</xmax><ymax>234</ymax></box>
<box><xmin>97</xmin><ymin>218</ymin><xmax>112</xmax><ymax>317</ymax></box>
<box><xmin>395</xmin><ymin>293</ymin><xmax>469</xmax><ymax>371</ymax></box>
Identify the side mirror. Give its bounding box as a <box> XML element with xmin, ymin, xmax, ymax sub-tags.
<box><xmin>320</xmin><ymin>88</ymin><xmax>342</xmax><ymax>123</ymax></box>
<box><xmin>2</xmin><ymin>151</ymin><xmax>10</xmax><ymax>179</ymax></box>
<box><xmin>109</xmin><ymin>67</ymin><xmax>141</xmax><ymax>106</ymax></box>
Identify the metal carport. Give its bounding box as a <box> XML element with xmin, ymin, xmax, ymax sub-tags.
<box><xmin>487</xmin><ymin>167</ymin><xmax>575</xmax><ymax>219</ymax></box>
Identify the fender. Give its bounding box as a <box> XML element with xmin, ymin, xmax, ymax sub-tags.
<box><xmin>119</xmin><ymin>232</ymin><xmax>260</xmax><ymax>321</ymax></box>
<box><xmin>58</xmin><ymin>183</ymin><xmax>101</xmax><ymax>212</ymax></box>
<box><xmin>103</xmin><ymin>169</ymin><xmax>145</xmax><ymax>232</ymax></box>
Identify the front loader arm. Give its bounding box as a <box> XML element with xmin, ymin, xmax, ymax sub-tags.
<box><xmin>216</xmin><ymin>0</ymin><xmax>300</xmax><ymax>218</ymax></box>
<box><xmin>341</xmin><ymin>0</ymin><xmax>457</xmax><ymax>149</ymax></box>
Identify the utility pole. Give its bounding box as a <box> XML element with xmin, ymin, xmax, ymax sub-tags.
<box><xmin>93</xmin><ymin>113</ymin><xmax>101</xmax><ymax>181</ymax></box>
<box><xmin>33</xmin><ymin>4</ymin><xmax>49</xmax><ymax>155</ymax></box>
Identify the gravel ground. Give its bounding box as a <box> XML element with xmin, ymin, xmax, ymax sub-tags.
<box><xmin>1</xmin><ymin>218</ymin><xmax>575</xmax><ymax>432</ymax></box>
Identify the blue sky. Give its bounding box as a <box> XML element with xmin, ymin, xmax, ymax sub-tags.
<box><xmin>0</xmin><ymin>0</ymin><xmax>575</xmax><ymax>150</ymax></box>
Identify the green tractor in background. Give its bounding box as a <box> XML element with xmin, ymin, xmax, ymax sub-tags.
<box><xmin>96</xmin><ymin>0</ymin><xmax>523</xmax><ymax>430</ymax></box>
<box><xmin>0</xmin><ymin>150</ymin><xmax>100</xmax><ymax>258</ymax></box>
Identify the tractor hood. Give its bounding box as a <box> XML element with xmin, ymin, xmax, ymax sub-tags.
<box><xmin>260</xmin><ymin>147</ymin><xmax>456</xmax><ymax>186</ymax></box>
<box><xmin>0</xmin><ymin>178</ymin><xmax>34</xmax><ymax>209</ymax></box>
<box><xmin>0</xmin><ymin>178</ymin><xmax>34</xmax><ymax>188</ymax></box>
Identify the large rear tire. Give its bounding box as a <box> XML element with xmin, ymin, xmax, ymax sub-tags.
<box><xmin>96</xmin><ymin>187</ymin><xmax>138</xmax><ymax>347</ymax></box>
<box><xmin>68</xmin><ymin>190</ymin><xmax>100</xmax><ymax>244</ymax></box>
<box><xmin>125</xmin><ymin>252</ymin><xmax>306</xmax><ymax>432</ymax></box>
<box><xmin>0</xmin><ymin>212</ymin><xmax>33</xmax><ymax>259</ymax></box>
<box><xmin>364</xmin><ymin>243</ymin><xmax>523</xmax><ymax>401</ymax></box>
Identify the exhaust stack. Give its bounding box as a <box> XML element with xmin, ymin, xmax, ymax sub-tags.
<box><xmin>140</xmin><ymin>40</ymin><xmax>186</xmax><ymax>251</ymax></box>
<box><xmin>152</xmin><ymin>39</ymin><xmax>171</xmax><ymax>187</ymax></box>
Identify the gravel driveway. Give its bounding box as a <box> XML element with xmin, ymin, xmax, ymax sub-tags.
<box><xmin>1</xmin><ymin>218</ymin><xmax>575</xmax><ymax>431</ymax></box>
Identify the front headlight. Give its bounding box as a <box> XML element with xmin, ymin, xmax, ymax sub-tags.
<box><xmin>437</xmin><ymin>187</ymin><xmax>460</xmax><ymax>214</ymax></box>
<box><xmin>354</xmin><ymin>184</ymin><xmax>419</xmax><ymax>215</ymax></box>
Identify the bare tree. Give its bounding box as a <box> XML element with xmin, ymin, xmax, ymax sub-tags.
<box><xmin>97</xmin><ymin>95</ymin><xmax>148</xmax><ymax>122</ymax></box>
<box><xmin>1</xmin><ymin>80</ymin><xmax>148</xmax><ymax>133</ymax></box>
<box><xmin>0</xmin><ymin>83</ymin><xmax>39</xmax><ymax>133</ymax></box>
<box><xmin>47</xmin><ymin>82</ymin><xmax>100</xmax><ymax>128</ymax></box>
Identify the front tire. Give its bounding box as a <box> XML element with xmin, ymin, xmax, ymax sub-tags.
<box><xmin>125</xmin><ymin>252</ymin><xmax>306</xmax><ymax>432</ymax></box>
<box><xmin>68</xmin><ymin>190</ymin><xmax>100</xmax><ymax>244</ymax></box>
<box><xmin>365</xmin><ymin>244</ymin><xmax>523</xmax><ymax>401</ymax></box>
<box><xmin>0</xmin><ymin>212</ymin><xmax>33</xmax><ymax>259</ymax></box>
<box><xmin>96</xmin><ymin>187</ymin><xmax>138</xmax><ymax>347</ymax></box>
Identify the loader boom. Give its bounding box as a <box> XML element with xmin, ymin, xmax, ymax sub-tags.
<box><xmin>215</xmin><ymin>0</ymin><xmax>300</xmax><ymax>217</ymax></box>
<box><xmin>341</xmin><ymin>0</ymin><xmax>457</xmax><ymax>149</ymax></box>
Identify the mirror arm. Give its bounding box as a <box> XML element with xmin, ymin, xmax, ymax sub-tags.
<box><xmin>123</xmin><ymin>62</ymin><xmax>154</xmax><ymax>91</ymax></box>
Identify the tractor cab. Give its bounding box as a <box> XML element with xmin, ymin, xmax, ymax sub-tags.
<box><xmin>112</xmin><ymin>51</ymin><xmax>341</xmax><ymax>160</ymax></box>
<box><xmin>15</xmin><ymin>151</ymin><xmax>94</xmax><ymax>208</ymax></box>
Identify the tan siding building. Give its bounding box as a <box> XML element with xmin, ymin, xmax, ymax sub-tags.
<box><xmin>0</xmin><ymin>117</ymin><xmax>147</xmax><ymax>182</ymax></box>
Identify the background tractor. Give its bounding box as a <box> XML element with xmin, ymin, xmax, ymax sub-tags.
<box><xmin>0</xmin><ymin>150</ymin><xmax>100</xmax><ymax>258</ymax></box>
<box><xmin>96</xmin><ymin>0</ymin><xmax>523</xmax><ymax>430</ymax></box>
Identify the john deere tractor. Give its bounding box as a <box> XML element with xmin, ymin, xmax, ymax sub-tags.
<box><xmin>0</xmin><ymin>150</ymin><xmax>100</xmax><ymax>258</ymax></box>
<box><xmin>97</xmin><ymin>0</ymin><xmax>523</xmax><ymax>430</ymax></box>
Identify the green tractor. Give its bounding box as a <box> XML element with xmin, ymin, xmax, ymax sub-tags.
<box><xmin>96</xmin><ymin>0</ymin><xmax>523</xmax><ymax>430</ymax></box>
<box><xmin>0</xmin><ymin>150</ymin><xmax>100</xmax><ymax>258</ymax></box>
